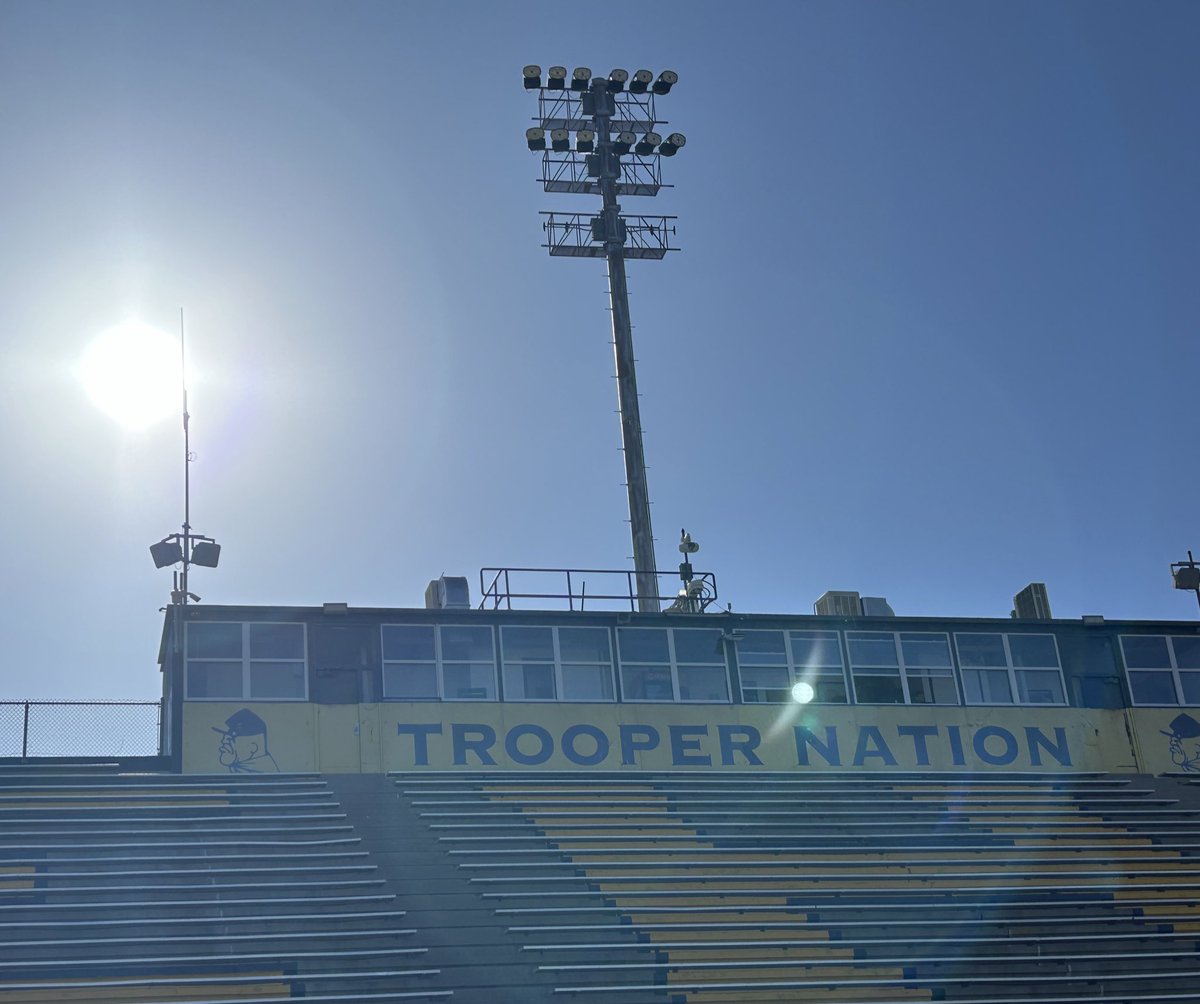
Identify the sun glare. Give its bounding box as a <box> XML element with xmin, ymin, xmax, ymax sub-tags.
<box><xmin>791</xmin><ymin>681</ymin><xmax>815</xmax><ymax>704</ymax></box>
<box><xmin>80</xmin><ymin>322</ymin><xmax>181</xmax><ymax>429</ymax></box>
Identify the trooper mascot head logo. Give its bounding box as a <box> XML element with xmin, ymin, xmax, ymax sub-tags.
<box><xmin>212</xmin><ymin>709</ymin><xmax>279</xmax><ymax>773</ymax></box>
<box><xmin>1162</xmin><ymin>713</ymin><xmax>1200</xmax><ymax>773</ymax></box>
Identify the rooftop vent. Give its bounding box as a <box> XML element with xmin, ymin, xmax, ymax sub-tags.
<box><xmin>425</xmin><ymin>576</ymin><xmax>471</xmax><ymax>610</ymax></box>
<box><xmin>1011</xmin><ymin>582</ymin><xmax>1052</xmax><ymax>620</ymax></box>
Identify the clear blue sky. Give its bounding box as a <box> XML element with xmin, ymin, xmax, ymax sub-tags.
<box><xmin>1</xmin><ymin>1</ymin><xmax>1196</xmax><ymax>699</ymax></box>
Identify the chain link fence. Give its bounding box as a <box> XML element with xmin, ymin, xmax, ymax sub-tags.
<box><xmin>0</xmin><ymin>700</ymin><xmax>162</xmax><ymax>758</ymax></box>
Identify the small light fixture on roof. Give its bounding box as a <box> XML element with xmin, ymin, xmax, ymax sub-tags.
<box><xmin>150</xmin><ymin>538</ymin><xmax>184</xmax><ymax>569</ymax></box>
<box><xmin>522</xmin><ymin>64</ymin><xmax>542</xmax><ymax>89</ymax></box>
<box><xmin>653</xmin><ymin>69</ymin><xmax>678</xmax><ymax>95</ymax></box>
<box><xmin>571</xmin><ymin>66</ymin><xmax>592</xmax><ymax>91</ymax></box>
<box><xmin>547</xmin><ymin>65</ymin><xmax>567</xmax><ymax>90</ymax></box>
<box><xmin>190</xmin><ymin>540</ymin><xmax>221</xmax><ymax>568</ymax></box>
<box><xmin>629</xmin><ymin>69</ymin><xmax>653</xmax><ymax>94</ymax></box>
<box><xmin>526</xmin><ymin>127</ymin><xmax>546</xmax><ymax>151</ymax></box>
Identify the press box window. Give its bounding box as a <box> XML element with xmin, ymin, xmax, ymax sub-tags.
<box><xmin>954</xmin><ymin>632</ymin><xmax>1066</xmax><ymax>705</ymax></box>
<box><xmin>500</xmin><ymin>626</ymin><xmax>616</xmax><ymax>702</ymax></box>
<box><xmin>185</xmin><ymin>622</ymin><xmax>307</xmax><ymax>701</ymax></box>
<box><xmin>381</xmin><ymin>624</ymin><xmax>497</xmax><ymax>701</ymax></box>
<box><xmin>1121</xmin><ymin>634</ymin><xmax>1200</xmax><ymax>706</ymax></box>
<box><xmin>618</xmin><ymin>627</ymin><xmax>730</xmax><ymax>703</ymax></box>
<box><xmin>846</xmin><ymin>631</ymin><xmax>958</xmax><ymax>705</ymax></box>
<box><xmin>737</xmin><ymin>630</ymin><xmax>848</xmax><ymax>703</ymax></box>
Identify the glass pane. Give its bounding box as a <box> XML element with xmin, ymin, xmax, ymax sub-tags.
<box><xmin>812</xmin><ymin>679</ymin><xmax>848</xmax><ymax>704</ymax></box>
<box><xmin>741</xmin><ymin>666</ymin><xmax>790</xmax><ymax>690</ymax></box>
<box><xmin>956</xmin><ymin>634</ymin><xmax>1007</xmax><ymax>668</ymax></box>
<box><xmin>962</xmin><ymin>668</ymin><xmax>1013</xmax><ymax>704</ymax></box>
<box><xmin>742</xmin><ymin>687</ymin><xmax>789</xmax><ymax>704</ymax></box>
<box><xmin>621</xmin><ymin>665</ymin><xmax>674</xmax><ymax>700</ymax></box>
<box><xmin>440</xmin><ymin>626</ymin><xmax>494</xmax><ymax>662</ymax></box>
<box><xmin>1016</xmin><ymin>669</ymin><xmax>1066</xmax><ymax>704</ymax></box>
<box><xmin>249</xmin><ymin>661</ymin><xmax>306</xmax><ymax>699</ymax></box>
<box><xmin>1121</xmin><ymin>635</ymin><xmax>1171</xmax><ymax>670</ymax></box>
<box><xmin>853</xmin><ymin>675</ymin><xmax>904</xmax><ymax>704</ymax></box>
<box><xmin>501</xmin><ymin>627</ymin><xmax>554</xmax><ymax>662</ymax></box>
<box><xmin>907</xmin><ymin>671</ymin><xmax>959</xmax><ymax>705</ymax></box>
<box><xmin>559</xmin><ymin>627</ymin><xmax>612</xmax><ymax>663</ymax></box>
<box><xmin>736</xmin><ymin>631</ymin><xmax>788</xmax><ymax>666</ymax></box>
<box><xmin>673</xmin><ymin>629</ymin><xmax>725</xmax><ymax>664</ymax></box>
<box><xmin>382</xmin><ymin>625</ymin><xmax>435</xmax><ymax>662</ymax></box>
<box><xmin>618</xmin><ymin>629</ymin><xmax>670</xmax><ymax>663</ymax></box>
<box><xmin>188</xmin><ymin>623</ymin><xmax>242</xmax><ymax>659</ymax></box>
<box><xmin>1180</xmin><ymin>673</ymin><xmax>1200</xmax><ymax>705</ymax></box>
<box><xmin>790</xmin><ymin>631</ymin><xmax>843</xmax><ymax>668</ymax></box>
<box><xmin>1008</xmin><ymin>634</ymin><xmax>1059</xmax><ymax>668</ymax></box>
<box><xmin>561</xmin><ymin>664</ymin><xmax>615</xmax><ymax>701</ymax></box>
<box><xmin>900</xmin><ymin>634</ymin><xmax>952</xmax><ymax>668</ymax></box>
<box><xmin>249</xmin><ymin>623</ymin><xmax>304</xmax><ymax>660</ymax></box>
<box><xmin>503</xmin><ymin>663</ymin><xmax>555</xmax><ymax>701</ymax></box>
<box><xmin>383</xmin><ymin>662</ymin><xmax>438</xmax><ymax>699</ymax></box>
<box><xmin>443</xmin><ymin>662</ymin><xmax>496</xmax><ymax>700</ymax></box>
<box><xmin>677</xmin><ymin>665</ymin><xmax>729</xmax><ymax>702</ymax></box>
<box><xmin>1127</xmin><ymin>670</ymin><xmax>1177</xmax><ymax>705</ymax></box>
<box><xmin>847</xmin><ymin>634</ymin><xmax>898</xmax><ymax>668</ymax></box>
<box><xmin>1173</xmin><ymin>637</ymin><xmax>1200</xmax><ymax>670</ymax></box>
<box><xmin>186</xmin><ymin>661</ymin><xmax>242</xmax><ymax>699</ymax></box>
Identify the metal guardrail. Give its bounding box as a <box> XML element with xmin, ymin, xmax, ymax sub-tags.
<box><xmin>479</xmin><ymin>567</ymin><xmax>718</xmax><ymax>613</ymax></box>
<box><xmin>0</xmin><ymin>700</ymin><xmax>162</xmax><ymax>758</ymax></box>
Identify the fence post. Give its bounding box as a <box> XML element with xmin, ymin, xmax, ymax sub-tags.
<box><xmin>22</xmin><ymin>701</ymin><xmax>30</xmax><ymax>759</ymax></box>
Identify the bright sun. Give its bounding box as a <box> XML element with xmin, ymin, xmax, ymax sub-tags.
<box><xmin>80</xmin><ymin>322</ymin><xmax>181</xmax><ymax>429</ymax></box>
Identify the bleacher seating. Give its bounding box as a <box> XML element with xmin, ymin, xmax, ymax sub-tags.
<box><xmin>0</xmin><ymin>763</ymin><xmax>449</xmax><ymax>1003</ymax></box>
<box><xmin>392</xmin><ymin>769</ymin><xmax>1200</xmax><ymax>1003</ymax></box>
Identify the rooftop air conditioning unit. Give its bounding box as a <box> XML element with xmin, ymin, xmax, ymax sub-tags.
<box><xmin>814</xmin><ymin>591</ymin><xmax>862</xmax><ymax>617</ymax></box>
<box><xmin>859</xmin><ymin>596</ymin><xmax>896</xmax><ymax>617</ymax></box>
<box><xmin>425</xmin><ymin>576</ymin><xmax>471</xmax><ymax>610</ymax></box>
<box><xmin>1012</xmin><ymin>582</ymin><xmax>1052</xmax><ymax>620</ymax></box>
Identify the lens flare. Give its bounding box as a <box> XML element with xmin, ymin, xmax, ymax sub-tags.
<box><xmin>79</xmin><ymin>322</ymin><xmax>179</xmax><ymax>429</ymax></box>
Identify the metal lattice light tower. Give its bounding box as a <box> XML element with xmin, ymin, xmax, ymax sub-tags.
<box><xmin>522</xmin><ymin>64</ymin><xmax>686</xmax><ymax>613</ymax></box>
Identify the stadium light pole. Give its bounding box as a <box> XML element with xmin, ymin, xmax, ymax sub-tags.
<box><xmin>523</xmin><ymin>65</ymin><xmax>686</xmax><ymax>613</ymax></box>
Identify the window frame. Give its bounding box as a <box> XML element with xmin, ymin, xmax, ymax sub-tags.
<box><xmin>499</xmin><ymin>625</ymin><xmax>617</xmax><ymax>703</ymax></box>
<box><xmin>381</xmin><ymin>623</ymin><xmax>498</xmax><ymax>702</ymax></box>
<box><xmin>952</xmin><ymin>631</ymin><xmax>1067</xmax><ymax>707</ymax></box>
<box><xmin>1120</xmin><ymin>634</ymin><xmax>1200</xmax><ymax>707</ymax></box>
<box><xmin>617</xmin><ymin>627</ymin><xmax>731</xmax><ymax>704</ymax></box>
<box><xmin>735</xmin><ymin>629</ymin><xmax>849</xmax><ymax>704</ymax></box>
<box><xmin>846</xmin><ymin>630</ymin><xmax>960</xmax><ymax>706</ymax></box>
<box><xmin>184</xmin><ymin>621</ymin><xmax>309</xmax><ymax>702</ymax></box>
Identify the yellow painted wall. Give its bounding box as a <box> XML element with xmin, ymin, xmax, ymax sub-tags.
<box><xmin>182</xmin><ymin>701</ymin><xmax>1146</xmax><ymax>774</ymax></box>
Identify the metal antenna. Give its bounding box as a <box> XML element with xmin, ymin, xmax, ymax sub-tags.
<box><xmin>522</xmin><ymin>65</ymin><xmax>686</xmax><ymax>613</ymax></box>
<box><xmin>149</xmin><ymin>311</ymin><xmax>222</xmax><ymax>603</ymax></box>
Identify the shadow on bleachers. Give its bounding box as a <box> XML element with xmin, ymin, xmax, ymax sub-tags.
<box><xmin>0</xmin><ymin>763</ymin><xmax>450</xmax><ymax>1003</ymax></box>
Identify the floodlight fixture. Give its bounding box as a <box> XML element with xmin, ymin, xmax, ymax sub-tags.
<box><xmin>658</xmin><ymin>132</ymin><xmax>686</xmax><ymax>156</ymax></box>
<box><xmin>571</xmin><ymin>66</ymin><xmax>592</xmax><ymax>91</ymax></box>
<box><xmin>576</xmin><ymin>128</ymin><xmax>595</xmax><ymax>153</ymax></box>
<box><xmin>613</xmin><ymin>130</ymin><xmax>635</xmax><ymax>156</ymax></box>
<box><xmin>1172</xmin><ymin>552</ymin><xmax>1200</xmax><ymax>610</ymax></box>
<box><xmin>547</xmin><ymin>65</ymin><xmax>567</xmax><ymax>89</ymax></box>
<box><xmin>522</xmin><ymin>64</ymin><xmax>542</xmax><ymax>89</ymax></box>
<box><xmin>526</xmin><ymin>127</ymin><xmax>546</xmax><ymax>151</ymax></box>
<box><xmin>190</xmin><ymin>540</ymin><xmax>221</xmax><ymax>568</ymax></box>
<box><xmin>629</xmin><ymin>69</ymin><xmax>653</xmax><ymax>94</ymax></box>
<box><xmin>607</xmin><ymin>68</ymin><xmax>629</xmax><ymax>92</ymax></box>
<box><xmin>150</xmin><ymin>538</ymin><xmax>184</xmax><ymax>569</ymax></box>
<box><xmin>551</xmin><ymin>128</ymin><xmax>570</xmax><ymax>152</ymax></box>
<box><xmin>652</xmin><ymin>69</ymin><xmax>678</xmax><ymax>95</ymax></box>
<box><xmin>635</xmin><ymin>131</ymin><xmax>662</xmax><ymax>156</ymax></box>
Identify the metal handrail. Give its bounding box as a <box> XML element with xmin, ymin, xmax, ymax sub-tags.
<box><xmin>478</xmin><ymin>567</ymin><xmax>717</xmax><ymax>613</ymax></box>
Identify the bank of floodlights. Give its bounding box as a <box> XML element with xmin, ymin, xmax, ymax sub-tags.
<box><xmin>521</xmin><ymin>63</ymin><xmax>688</xmax><ymax>613</ymax></box>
